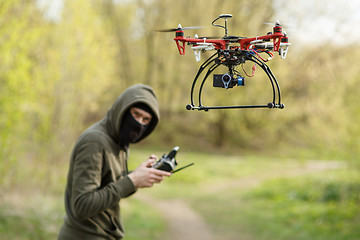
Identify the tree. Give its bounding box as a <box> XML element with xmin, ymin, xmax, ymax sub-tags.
<box><xmin>0</xmin><ymin>0</ymin><xmax>47</xmax><ymax>184</ymax></box>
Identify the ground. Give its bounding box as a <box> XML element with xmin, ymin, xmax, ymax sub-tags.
<box><xmin>0</xmin><ymin>160</ymin><xmax>345</xmax><ymax>239</ymax></box>
<box><xmin>135</xmin><ymin>160</ymin><xmax>345</xmax><ymax>240</ymax></box>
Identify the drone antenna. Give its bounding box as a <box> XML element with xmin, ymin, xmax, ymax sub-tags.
<box><xmin>212</xmin><ymin>14</ymin><xmax>232</xmax><ymax>37</ymax></box>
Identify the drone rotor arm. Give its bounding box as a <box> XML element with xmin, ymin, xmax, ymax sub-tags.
<box><xmin>191</xmin><ymin>43</ymin><xmax>215</xmax><ymax>61</ymax></box>
<box><xmin>175</xmin><ymin>39</ymin><xmax>186</xmax><ymax>55</ymax></box>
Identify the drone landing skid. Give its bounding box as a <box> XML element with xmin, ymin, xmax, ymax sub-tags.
<box><xmin>187</xmin><ymin>103</ymin><xmax>284</xmax><ymax>111</ymax></box>
<box><xmin>186</xmin><ymin>50</ymin><xmax>285</xmax><ymax>111</ymax></box>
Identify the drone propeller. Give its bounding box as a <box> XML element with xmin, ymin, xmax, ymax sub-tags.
<box><xmin>263</xmin><ymin>20</ymin><xmax>280</xmax><ymax>25</ymax></box>
<box><xmin>154</xmin><ymin>24</ymin><xmax>204</xmax><ymax>32</ymax></box>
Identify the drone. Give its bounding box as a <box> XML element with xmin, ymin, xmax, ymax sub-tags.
<box><xmin>156</xmin><ymin>14</ymin><xmax>291</xmax><ymax>111</ymax></box>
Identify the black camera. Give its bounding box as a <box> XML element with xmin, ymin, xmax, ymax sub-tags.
<box><xmin>213</xmin><ymin>73</ymin><xmax>245</xmax><ymax>89</ymax></box>
<box><xmin>152</xmin><ymin>146</ymin><xmax>179</xmax><ymax>172</ymax></box>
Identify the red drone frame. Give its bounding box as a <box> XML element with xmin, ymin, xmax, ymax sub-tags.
<box><xmin>156</xmin><ymin>14</ymin><xmax>291</xmax><ymax>111</ymax></box>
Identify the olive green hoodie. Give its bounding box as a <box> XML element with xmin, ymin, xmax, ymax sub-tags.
<box><xmin>58</xmin><ymin>84</ymin><xmax>160</xmax><ymax>240</ymax></box>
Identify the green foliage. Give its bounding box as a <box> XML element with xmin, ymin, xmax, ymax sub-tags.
<box><xmin>1</xmin><ymin>0</ymin><xmax>360</xmax><ymax>238</ymax></box>
<box><xmin>0</xmin><ymin>0</ymin><xmax>119</xmax><ymax>186</ymax></box>
<box><xmin>0</xmin><ymin>0</ymin><xmax>47</xmax><ymax>185</ymax></box>
<box><xmin>2</xmin><ymin>0</ymin><xmax>360</xmax><ymax>189</ymax></box>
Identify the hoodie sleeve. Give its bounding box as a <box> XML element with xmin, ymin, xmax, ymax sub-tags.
<box><xmin>70</xmin><ymin>141</ymin><xmax>136</xmax><ymax>221</ymax></box>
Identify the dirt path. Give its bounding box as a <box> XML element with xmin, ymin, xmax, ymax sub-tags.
<box><xmin>135</xmin><ymin>160</ymin><xmax>346</xmax><ymax>240</ymax></box>
<box><xmin>135</xmin><ymin>192</ymin><xmax>215</xmax><ymax>240</ymax></box>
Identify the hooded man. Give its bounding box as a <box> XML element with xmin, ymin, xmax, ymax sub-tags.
<box><xmin>58</xmin><ymin>84</ymin><xmax>171</xmax><ymax>240</ymax></box>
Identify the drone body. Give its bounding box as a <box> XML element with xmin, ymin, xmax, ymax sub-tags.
<box><xmin>157</xmin><ymin>14</ymin><xmax>291</xmax><ymax>111</ymax></box>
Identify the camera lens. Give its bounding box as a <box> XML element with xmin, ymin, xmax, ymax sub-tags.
<box><xmin>222</xmin><ymin>74</ymin><xmax>231</xmax><ymax>82</ymax></box>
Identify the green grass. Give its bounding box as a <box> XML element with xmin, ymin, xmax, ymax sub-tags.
<box><xmin>127</xmin><ymin>148</ymin><xmax>304</xmax><ymax>198</ymax></box>
<box><xmin>191</xmin><ymin>168</ymin><xmax>360</xmax><ymax>240</ymax></box>
<box><xmin>1</xmin><ymin>148</ymin><xmax>359</xmax><ymax>240</ymax></box>
<box><xmin>0</xmin><ymin>191</ymin><xmax>166</xmax><ymax>240</ymax></box>
<box><xmin>236</xmin><ymin>170</ymin><xmax>360</xmax><ymax>240</ymax></box>
<box><xmin>122</xmin><ymin>199</ymin><xmax>167</xmax><ymax>240</ymax></box>
<box><xmin>0</xmin><ymin>193</ymin><xmax>63</xmax><ymax>240</ymax></box>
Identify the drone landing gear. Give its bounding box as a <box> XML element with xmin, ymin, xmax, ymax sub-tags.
<box><xmin>186</xmin><ymin>50</ymin><xmax>285</xmax><ymax>111</ymax></box>
<box><xmin>186</xmin><ymin>103</ymin><xmax>284</xmax><ymax>111</ymax></box>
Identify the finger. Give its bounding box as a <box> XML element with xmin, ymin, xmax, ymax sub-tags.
<box><xmin>149</xmin><ymin>178</ymin><xmax>159</xmax><ymax>184</ymax></box>
<box><xmin>148</xmin><ymin>154</ymin><xmax>158</xmax><ymax>160</ymax></box>
<box><xmin>151</xmin><ymin>168</ymin><xmax>172</xmax><ymax>176</ymax></box>
<box><xmin>145</xmin><ymin>159</ymin><xmax>155</xmax><ymax>168</ymax></box>
<box><xmin>141</xmin><ymin>160</ymin><xmax>152</xmax><ymax>168</ymax></box>
<box><xmin>150</xmin><ymin>174</ymin><xmax>164</xmax><ymax>183</ymax></box>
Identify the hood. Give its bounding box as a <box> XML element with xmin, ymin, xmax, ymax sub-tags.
<box><xmin>105</xmin><ymin>84</ymin><xmax>160</xmax><ymax>144</ymax></box>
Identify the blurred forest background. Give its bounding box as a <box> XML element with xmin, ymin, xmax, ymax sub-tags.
<box><xmin>1</xmin><ymin>0</ymin><xmax>360</xmax><ymax>188</ymax></box>
<box><xmin>1</xmin><ymin>0</ymin><xmax>360</xmax><ymax>239</ymax></box>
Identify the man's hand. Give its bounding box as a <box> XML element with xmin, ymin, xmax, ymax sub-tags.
<box><xmin>128</xmin><ymin>155</ymin><xmax>171</xmax><ymax>188</ymax></box>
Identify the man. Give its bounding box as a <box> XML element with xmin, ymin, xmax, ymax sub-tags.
<box><xmin>58</xmin><ymin>84</ymin><xmax>171</xmax><ymax>240</ymax></box>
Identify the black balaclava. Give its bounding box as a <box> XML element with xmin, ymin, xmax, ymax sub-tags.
<box><xmin>119</xmin><ymin>103</ymin><xmax>153</xmax><ymax>147</ymax></box>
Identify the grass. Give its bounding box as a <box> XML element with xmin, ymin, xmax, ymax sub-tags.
<box><xmin>0</xmin><ymin>189</ymin><xmax>166</xmax><ymax>240</ymax></box>
<box><xmin>236</xmin><ymin>170</ymin><xmax>360</xmax><ymax>240</ymax></box>
<box><xmin>122</xmin><ymin>199</ymin><xmax>167</xmax><ymax>240</ymax></box>
<box><xmin>0</xmin><ymin>147</ymin><xmax>359</xmax><ymax>240</ymax></box>
<box><xmin>191</xmin><ymin>167</ymin><xmax>360</xmax><ymax>240</ymax></box>
<box><xmin>0</xmin><ymin>191</ymin><xmax>63</xmax><ymax>240</ymax></box>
